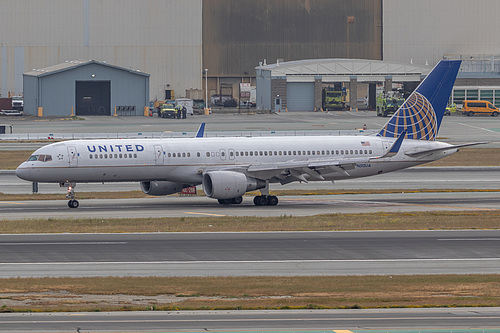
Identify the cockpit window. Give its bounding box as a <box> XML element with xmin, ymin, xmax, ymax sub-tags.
<box><xmin>27</xmin><ymin>154</ymin><xmax>52</xmax><ymax>162</ymax></box>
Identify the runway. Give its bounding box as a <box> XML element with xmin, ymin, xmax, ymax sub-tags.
<box><xmin>0</xmin><ymin>190</ymin><xmax>499</xmax><ymax>219</ymax></box>
<box><xmin>3</xmin><ymin>166</ymin><xmax>500</xmax><ymax>194</ymax></box>
<box><xmin>0</xmin><ymin>230</ymin><xmax>499</xmax><ymax>278</ymax></box>
<box><xmin>1</xmin><ymin>308</ymin><xmax>499</xmax><ymax>332</ymax></box>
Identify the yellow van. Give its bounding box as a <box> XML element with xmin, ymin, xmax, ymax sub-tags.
<box><xmin>462</xmin><ymin>100</ymin><xmax>499</xmax><ymax>117</ymax></box>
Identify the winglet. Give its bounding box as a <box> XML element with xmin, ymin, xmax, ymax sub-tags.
<box><xmin>195</xmin><ymin>123</ymin><xmax>205</xmax><ymax>138</ymax></box>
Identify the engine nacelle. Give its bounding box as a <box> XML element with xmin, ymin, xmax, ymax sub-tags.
<box><xmin>202</xmin><ymin>171</ymin><xmax>266</xmax><ymax>199</ymax></box>
<box><xmin>140</xmin><ymin>181</ymin><xmax>186</xmax><ymax>196</ymax></box>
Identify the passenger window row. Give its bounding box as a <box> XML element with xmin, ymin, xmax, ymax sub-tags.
<box><xmin>169</xmin><ymin>149</ymin><xmax>373</xmax><ymax>158</ymax></box>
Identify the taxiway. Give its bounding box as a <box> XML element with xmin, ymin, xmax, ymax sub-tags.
<box><xmin>0</xmin><ymin>230</ymin><xmax>499</xmax><ymax>278</ymax></box>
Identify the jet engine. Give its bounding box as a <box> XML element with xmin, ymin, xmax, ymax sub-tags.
<box><xmin>202</xmin><ymin>171</ymin><xmax>266</xmax><ymax>199</ymax></box>
<box><xmin>140</xmin><ymin>181</ymin><xmax>187</xmax><ymax>196</ymax></box>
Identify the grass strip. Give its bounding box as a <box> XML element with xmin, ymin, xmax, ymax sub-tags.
<box><xmin>0</xmin><ymin>275</ymin><xmax>498</xmax><ymax>312</ymax></box>
<box><xmin>0</xmin><ymin>210</ymin><xmax>499</xmax><ymax>233</ymax></box>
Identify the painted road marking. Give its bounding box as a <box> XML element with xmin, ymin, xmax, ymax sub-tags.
<box><xmin>0</xmin><ymin>201</ymin><xmax>28</xmax><ymax>205</ymax></box>
<box><xmin>185</xmin><ymin>212</ymin><xmax>227</xmax><ymax>217</ymax></box>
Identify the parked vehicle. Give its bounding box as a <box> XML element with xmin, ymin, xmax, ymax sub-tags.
<box><xmin>461</xmin><ymin>100</ymin><xmax>499</xmax><ymax>117</ymax></box>
<box><xmin>211</xmin><ymin>95</ymin><xmax>233</xmax><ymax>106</ymax></box>
<box><xmin>192</xmin><ymin>99</ymin><xmax>205</xmax><ymax>111</ymax></box>
<box><xmin>158</xmin><ymin>102</ymin><xmax>176</xmax><ymax>118</ymax></box>
<box><xmin>223</xmin><ymin>98</ymin><xmax>237</xmax><ymax>107</ymax></box>
<box><xmin>322</xmin><ymin>88</ymin><xmax>345</xmax><ymax>110</ymax></box>
<box><xmin>444</xmin><ymin>103</ymin><xmax>456</xmax><ymax>116</ymax></box>
<box><xmin>376</xmin><ymin>91</ymin><xmax>405</xmax><ymax>117</ymax></box>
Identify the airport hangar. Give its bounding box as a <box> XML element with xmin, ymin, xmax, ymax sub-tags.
<box><xmin>256</xmin><ymin>59</ymin><xmax>430</xmax><ymax>112</ymax></box>
<box><xmin>23</xmin><ymin>60</ymin><xmax>150</xmax><ymax>117</ymax></box>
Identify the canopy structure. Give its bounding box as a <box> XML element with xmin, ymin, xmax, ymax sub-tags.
<box><xmin>256</xmin><ymin>59</ymin><xmax>432</xmax><ymax>111</ymax></box>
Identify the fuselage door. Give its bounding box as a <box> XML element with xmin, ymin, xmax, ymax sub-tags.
<box><xmin>154</xmin><ymin>145</ymin><xmax>164</xmax><ymax>165</ymax></box>
<box><xmin>219</xmin><ymin>149</ymin><xmax>226</xmax><ymax>161</ymax></box>
<box><xmin>382</xmin><ymin>141</ymin><xmax>391</xmax><ymax>153</ymax></box>
<box><xmin>228</xmin><ymin>148</ymin><xmax>235</xmax><ymax>160</ymax></box>
<box><xmin>67</xmin><ymin>146</ymin><xmax>78</xmax><ymax>167</ymax></box>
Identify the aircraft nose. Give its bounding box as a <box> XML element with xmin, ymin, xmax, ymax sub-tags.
<box><xmin>15</xmin><ymin>165</ymin><xmax>32</xmax><ymax>181</ymax></box>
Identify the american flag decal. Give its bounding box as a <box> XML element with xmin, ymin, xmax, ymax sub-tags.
<box><xmin>361</xmin><ymin>141</ymin><xmax>371</xmax><ymax>146</ymax></box>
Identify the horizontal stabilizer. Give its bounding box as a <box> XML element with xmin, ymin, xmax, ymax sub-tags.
<box><xmin>405</xmin><ymin>142</ymin><xmax>488</xmax><ymax>158</ymax></box>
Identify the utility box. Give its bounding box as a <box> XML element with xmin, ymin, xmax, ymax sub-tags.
<box><xmin>0</xmin><ymin>124</ymin><xmax>13</xmax><ymax>134</ymax></box>
<box><xmin>0</xmin><ymin>98</ymin><xmax>12</xmax><ymax>111</ymax></box>
<box><xmin>175</xmin><ymin>98</ymin><xmax>194</xmax><ymax>115</ymax></box>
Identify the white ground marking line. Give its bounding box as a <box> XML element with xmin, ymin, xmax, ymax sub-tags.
<box><xmin>458</xmin><ymin>122</ymin><xmax>500</xmax><ymax>134</ymax></box>
<box><xmin>2</xmin><ymin>258</ymin><xmax>500</xmax><ymax>265</ymax></box>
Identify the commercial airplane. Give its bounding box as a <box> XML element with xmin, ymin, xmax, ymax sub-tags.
<box><xmin>16</xmin><ymin>60</ymin><xmax>480</xmax><ymax>208</ymax></box>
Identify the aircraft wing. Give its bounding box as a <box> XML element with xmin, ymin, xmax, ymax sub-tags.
<box><xmin>244</xmin><ymin>157</ymin><xmax>370</xmax><ymax>183</ymax></box>
<box><xmin>203</xmin><ymin>132</ymin><xmax>406</xmax><ymax>184</ymax></box>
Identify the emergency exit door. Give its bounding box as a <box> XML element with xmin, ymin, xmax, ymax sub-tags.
<box><xmin>154</xmin><ymin>145</ymin><xmax>164</xmax><ymax>165</ymax></box>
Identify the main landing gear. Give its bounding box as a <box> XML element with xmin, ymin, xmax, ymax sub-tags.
<box><xmin>216</xmin><ymin>195</ymin><xmax>278</xmax><ymax>206</ymax></box>
<box><xmin>63</xmin><ymin>183</ymin><xmax>79</xmax><ymax>208</ymax></box>
<box><xmin>217</xmin><ymin>195</ymin><xmax>279</xmax><ymax>206</ymax></box>
<box><xmin>253</xmin><ymin>180</ymin><xmax>278</xmax><ymax>206</ymax></box>
<box><xmin>217</xmin><ymin>181</ymin><xmax>279</xmax><ymax>206</ymax></box>
<box><xmin>253</xmin><ymin>195</ymin><xmax>278</xmax><ymax>206</ymax></box>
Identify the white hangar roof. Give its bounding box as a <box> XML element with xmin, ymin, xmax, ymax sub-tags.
<box><xmin>24</xmin><ymin>60</ymin><xmax>149</xmax><ymax>78</ymax></box>
<box><xmin>257</xmin><ymin>58</ymin><xmax>432</xmax><ymax>82</ymax></box>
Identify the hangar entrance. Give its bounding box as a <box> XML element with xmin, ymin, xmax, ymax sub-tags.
<box><xmin>76</xmin><ymin>81</ymin><xmax>111</xmax><ymax>115</ymax></box>
<box><xmin>287</xmin><ymin>82</ymin><xmax>314</xmax><ymax>111</ymax></box>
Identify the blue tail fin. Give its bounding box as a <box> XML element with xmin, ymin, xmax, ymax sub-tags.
<box><xmin>378</xmin><ymin>60</ymin><xmax>461</xmax><ymax>140</ymax></box>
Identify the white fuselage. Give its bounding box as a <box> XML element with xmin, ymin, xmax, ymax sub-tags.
<box><xmin>16</xmin><ymin>135</ymin><xmax>455</xmax><ymax>185</ymax></box>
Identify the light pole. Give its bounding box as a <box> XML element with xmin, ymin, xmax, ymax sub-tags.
<box><xmin>204</xmin><ymin>68</ymin><xmax>208</xmax><ymax>115</ymax></box>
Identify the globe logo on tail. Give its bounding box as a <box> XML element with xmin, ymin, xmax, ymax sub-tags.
<box><xmin>378</xmin><ymin>92</ymin><xmax>437</xmax><ymax>141</ymax></box>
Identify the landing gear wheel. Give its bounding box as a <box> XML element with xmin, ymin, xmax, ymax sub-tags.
<box><xmin>217</xmin><ymin>199</ymin><xmax>232</xmax><ymax>205</ymax></box>
<box><xmin>253</xmin><ymin>195</ymin><xmax>268</xmax><ymax>206</ymax></box>
<box><xmin>231</xmin><ymin>196</ymin><xmax>243</xmax><ymax>205</ymax></box>
<box><xmin>65</xmin><ymin>183</ymin><xmax>79</xmax><ymax>208</ymax></box>
<box><xmin>267</xmin><ymin>195</ymin><xmax>279</xmax><ymax>206</ymax></box>
<box><xmin>68</xmin><ymin>199</ymin><xmax>79</xmax><ymax>208</ymax></box>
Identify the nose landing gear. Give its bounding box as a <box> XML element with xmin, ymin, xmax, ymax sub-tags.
<box><xmin>62</xmin><ymin>182</ymin><xmax>79</xmax><ymax>208</ymax></box>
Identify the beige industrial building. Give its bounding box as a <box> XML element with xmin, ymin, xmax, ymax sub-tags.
<box><xmin>1</xmin><ymin>0</ymin><xmax>500</xmax><ymax>112</ymax></box>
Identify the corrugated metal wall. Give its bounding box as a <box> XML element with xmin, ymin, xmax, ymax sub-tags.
<box><xmin>383</xmin><ymin>0</ymin><xmax>500</xmax><ymax>67</ymax></box>
<box><xmin>203</xmin><ymin>0</ymin><xmax>383</xmax><ymax>77</ymax></box>
<box><xmin>24</xmin><ymin>64</ymin><xmax>149</xmax><ymax>117</ymax></box>
<box><xmin>0</xmin><ymin>0</ymin><xmax>202</xmax><ymax>100</ymax></box>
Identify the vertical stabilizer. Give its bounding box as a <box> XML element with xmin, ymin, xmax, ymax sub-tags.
<box><xmin>378</xmin><ymin>60</ymin><xmax>461</xmax><ymax>140</ymax></box>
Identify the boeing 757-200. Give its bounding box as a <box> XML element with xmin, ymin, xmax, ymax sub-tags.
<box><xmin>16</xmin><ymin>60</ymin><xmax>482</xmax><ymax>208</ymax></box>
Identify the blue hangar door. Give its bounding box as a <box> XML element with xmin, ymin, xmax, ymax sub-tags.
<box><xmin>286</xmin><ymin>82</ymin><xmax>315</xmax><ymax>111</ymax></box>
